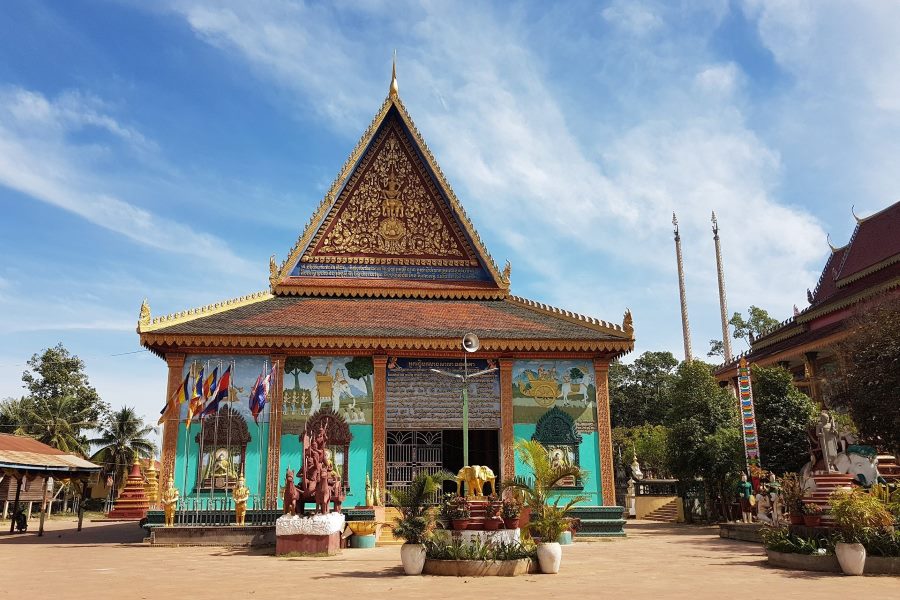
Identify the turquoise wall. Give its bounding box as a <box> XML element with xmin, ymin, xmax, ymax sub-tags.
<box><xmin>512</xmin><ymin>424</ymin><xmax>601</xmax><ymax>505</ymax></box>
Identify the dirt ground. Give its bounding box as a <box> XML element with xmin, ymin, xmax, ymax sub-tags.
<box><xmin>0</xmin><ymin>518</ymin><xmax>895</xmax><ymax>599</ymax></box>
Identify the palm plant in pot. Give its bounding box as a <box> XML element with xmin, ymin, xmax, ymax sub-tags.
<box><xmin>503</xmin><ymin>439</ymin><xmax>587</xmax><ymax>574</ymax></box>
<box><xmin>389</xmin><ymin>470</ymin><xmax>451</xmax><ymax>575</ymax></box>
<box><xmin>829</xmin><ymin>488</ymin><xmax>893</xmax><ymax>576</ymax></box>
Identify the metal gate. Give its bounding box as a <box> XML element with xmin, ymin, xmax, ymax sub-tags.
<box><xmin>386</xmin><ymin>430</ymin><xmax>443</xmax><ymax>503</ymax></box>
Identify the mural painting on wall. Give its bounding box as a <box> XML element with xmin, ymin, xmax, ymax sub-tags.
<box><xmin>282</xmin><ymin>356</ymin><xmax>374</xmax><ymax>433</ymax></box>
<box><xmin>180</xmin><ymin>355</ymin><xmax>272</xmax><ymax>490</ymax></box>
<box><xmin>512</xmin><ymin>359</ymin><xmax>597</xmax><ymax>432</ymax></box>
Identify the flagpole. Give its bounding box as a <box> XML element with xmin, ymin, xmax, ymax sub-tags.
<box><xmin>209</xmin><ymin>360</ymin><xmax>222</xmax><ymax>516</ymax></box>
<box><xmin>224</xmin><ymin>359</ymin><xmax>234</xmax><ymax>516</ymax></box>
<box><xmin>181</xmin><ymin>366</ymin><xmax>191</xmax><ymax>507</ymax></box>
<box><xmin>258</xmin><ymin>359</ymin><xmax>267</xmax><ymax>508</ymax></box>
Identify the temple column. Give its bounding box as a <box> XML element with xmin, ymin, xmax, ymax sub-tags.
<box><xmin>265</xmin><ymin>354</ymin><xmax>286</xmax><ymax>507</ymax></box>
<box><xmin>499</xmin><ymin>358</ymin><xmax>515</xmax><ymax>482</ymax></box>
<box><xmin>803</xmin><ymin>352</ymin><xmax>820</xmax><ymax>405</ymax></box>
<box><xmin>593</xmin><ymin>360</ymin><xmax>616</xmax><ymax>506</ymax></box>
<box><xmin>372</xmin><ymin>355</ymin><xmax>387</xmax><ymax>492</ymax></box>
<box><xmin>159</xmin><ymin>352</ymin><xmax>186</xmax><ymax>499</ymax></box>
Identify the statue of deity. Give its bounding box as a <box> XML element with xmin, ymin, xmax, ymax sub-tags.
<box><xmin>232</xmin><ymin>474</ymin><xmax>250</xmax><ymax>526</ymax></box>
<box><xmin>204</xmin><ymin>448</ymin><xmax>239</xmax><ymax>481</ymax></box>
<box><xmin>815</xmin><ymin>410</ymin><xmax>839</xmax><ymax>473</ymax></box>
<box><xmin>365</xmin><ymin>473</ymin><xmax>374</xmax><ymax>507</ymax></box>
<box><xmin>161</xmin><ymin>475</ymin><xmax>179</xmax><ymax>527</ymax></box>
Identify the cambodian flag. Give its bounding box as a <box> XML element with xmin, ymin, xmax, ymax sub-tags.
<box><xmin>249</xmin><ymin>374</ymin><xmax>265</xmax><ymax>423</ymax></box>
<box><xmin>202</xmin><ymin>365</ymin><xmax>231</xmax><ymax>416</ymax></box>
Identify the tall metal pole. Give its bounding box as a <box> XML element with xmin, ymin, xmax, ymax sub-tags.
<box><xmin>673</xmin><ymin>213</ymin><xmax>693</xmax><ymax>362</ymax></box>
<box><xmin>712</xmin><ymin>211</ymin><xmax>733</xmax><ymax>362</ymax></box>
<box><xmin>462</xmin><ymin>354</ymin><xmax>469</xmax><ymax>467</ymax></box>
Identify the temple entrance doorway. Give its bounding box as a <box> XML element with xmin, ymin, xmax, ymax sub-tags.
<box><xmin>385</xmin><ymin>429</ymin><xmax>500</xmax><ymax>501</ymax></box>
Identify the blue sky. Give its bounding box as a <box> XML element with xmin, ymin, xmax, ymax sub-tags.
<box><xmin>2</xmin><ymin>1</ymin><xmax>899</xmax><ymax>442</ymax></box>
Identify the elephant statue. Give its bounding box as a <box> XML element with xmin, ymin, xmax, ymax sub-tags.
<box><xmin>456</xmin><ymin>465</ymin><xmax>497</xmax><ymax>498</ymax></box>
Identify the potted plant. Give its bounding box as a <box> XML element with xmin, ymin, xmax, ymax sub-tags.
<box><xmin>829</xmin><ymin>488</ymin><xmax>893</xmax><ymax>576</ymax></box>
<box><xmin>484</xmin><ymin>496</ymin><xmax>502</xmax><ymax>531</ymax></box>
<box><xmin>389</xmin><ymin>470</ymin><xmax>451</xmax><ymax>576</ymax></box>
<box><xmin>778</xmin><ymin>473</ymin><xmax>806</xmax><ymax>525</ymax></box>
<box><xmin>802</xmin><ymin>502</ymin><xmax>823</xmax><ymax>527</ymax></box>
<box><xmin>503</xmin><ymin>439</ymin><xmax>587</xmax><ymax>574</ymax></box>
<box><xmin>501</xmin><ymin>498</ymin><xmax>522</xmax><ymax>529</ymax></box>
<box><xmin>447</xmin><ymin>496</ymin><xmax>471</xmax><ymax>531</ymax></box>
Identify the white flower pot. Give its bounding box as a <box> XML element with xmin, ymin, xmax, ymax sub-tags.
<box><xmin>835</xmin><ymin>542</ymin><xmax>866</xmax><ymax>576</ymax></box>
<box><xmin>400</xmin><ymin>543</ymin><xmax>426</xmax><ymax>575</ymax></box>
<box><xmin>537</xmin><ymin>542</ymin><xmax>562</xmax><ymax>574</ymax></box>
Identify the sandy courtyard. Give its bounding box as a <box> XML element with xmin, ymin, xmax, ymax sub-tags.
<box><xmin>0</xmin><ymin>518</ymin><xmax>895</xmax><ymax>599</ymax></box>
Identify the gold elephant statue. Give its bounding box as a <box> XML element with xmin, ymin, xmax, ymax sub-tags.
<box><xmin>456</xmin><ymin>465</ymin><xmax>496</xmax><ymax>498</ymax></box>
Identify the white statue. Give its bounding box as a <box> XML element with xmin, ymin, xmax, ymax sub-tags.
<box><xmin>815</xmin><ymin>410</ymin><xmax>839</xmax><ymax>473</ymax></box>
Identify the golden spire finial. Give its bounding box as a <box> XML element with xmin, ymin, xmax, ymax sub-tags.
<box><xmin>826</xmin><ymin>233</ymin><xmax>837</xmax><ymax>252</ymax></box>
<box><xmin>851</xmin><ymin>204</ymin><xmax>862</xmax><ymax>224</ymax></box>
<box><xmin>389</xmin><ymin>50</ymin><xmax>399</xmax><ymax>98</ymax></box>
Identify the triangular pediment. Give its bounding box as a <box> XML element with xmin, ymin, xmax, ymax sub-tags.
<box><xmin>273</xmin><ymin>96</ymin><xmax>508</xmax><ymax>298</ymax></box>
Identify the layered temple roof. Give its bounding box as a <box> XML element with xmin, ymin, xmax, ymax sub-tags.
<box><xmin>716</xmin><ymin>200</ymin><xmax>900</xmax><ymax>372</ymax></box>
<box><xmin>139</xmin><ymin>69</ymin><xmax>634</xmax><ymax>357</ymax></box>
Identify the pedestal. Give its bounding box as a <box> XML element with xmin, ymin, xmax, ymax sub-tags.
<box><xmin>275</xmin><ymin>513</ymin><xmax>345</xmax><ymax>556</ymax></box>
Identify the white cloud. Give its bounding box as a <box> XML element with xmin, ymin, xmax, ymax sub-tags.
<box><xmin>602</xmin><ymin>0</ymin><xmax>663</xmax><ymax>35</ymax></box>
<box><xmin>0</xmin><ymin>86</ymin><xmax>254</xmax><ymax>275</ymax></box>
<box><xmin>695</xmin><ymin>63</ymin><xmax>740</xmax><ymax>96</ymax></box>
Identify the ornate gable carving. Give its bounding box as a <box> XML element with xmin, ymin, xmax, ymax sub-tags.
<box><xmin>304</xmin><ymin>115</ymin><xmax>475</xmax><ymax>267</ymax></box>
<box><xmin>195</xmin><ymin>406</ymin><xmax>251</xmax><ymax>446</ymax></box>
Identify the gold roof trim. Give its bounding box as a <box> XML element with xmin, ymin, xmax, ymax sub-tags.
<box><xmin>508</xmin><ymin>296</ymin><xmax>633</xmax><ymax>339</ymax></box>
<box><xmin>275</xmin><ymin>285</ymin><xmax>507</xmax><ymax>300</ymax></box>
<box><xmin>140</xmin><ymin>333</ymin><xmax>634</xmax><ymax>355</ymax></box>
<box><xmin>137</xmin><ymin>291</ymin><xmax>273</xmax><ymax>333</ymax></box>
<box><xmin>273</xmin><ymin>90</ymin><xmax>508</xmax><ymax>293</ymax></box>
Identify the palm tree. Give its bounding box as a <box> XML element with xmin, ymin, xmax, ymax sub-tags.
<box><xmin>502</xmin><ymin>439</ymin><xmax>589</xmax><ymax>540</ymax></box>
<box><xmin>89</xmin><ymin>407</ymin><xmax>156</xmax><ymax>493</ymax></box>
<box><xmin>389</xmin><ymin>470</ymin><xmax>452</xmax><ymax>544</ymax></box>
<box><xmin>20</xmin><ymin>395</ymin><xmax>96</xmax><ymax>455</ymax></box>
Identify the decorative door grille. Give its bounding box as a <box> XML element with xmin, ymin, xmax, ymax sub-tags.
<box><xmin>386</xmin><ymin>430</ymin><xmax>443</xmax><ymax>504</ymax></box>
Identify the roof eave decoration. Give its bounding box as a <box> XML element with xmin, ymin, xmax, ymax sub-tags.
<box><xmin>508</xmin><ymin>296</ymin><xmax>635</xmax><ymax>341</ymax></box>
<box><xmin>139</xmin><ymin>332</ymin><xmax>635</xmax><ymax>356</ymax></box>
<box><xmin>137</xmin><ymin>291</ymin><xmax>273</xmax><ymax>333</ymax></box>
<box><xmin>271</xmin><ymin>89</ymin><xmax>509</xmax><ymax>296</ymax></box>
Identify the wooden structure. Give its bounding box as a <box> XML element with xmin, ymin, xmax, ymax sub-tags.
<box><xmin>0</xmin><ymin>433</ymin><xmax>101</xmax><ymax>536</ymax></box>
<box><xmin>140</xmin><ymin>65</ymin><xmax>635</xmax><ymax>511</ymax></box>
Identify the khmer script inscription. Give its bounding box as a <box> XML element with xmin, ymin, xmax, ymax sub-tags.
<box><xmin>386</xmin><ymin>358</ymin><xmax>501</xmax><ymax>429</ymax></box>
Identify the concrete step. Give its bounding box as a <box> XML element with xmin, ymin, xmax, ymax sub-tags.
<box><xmin>644</xmin><ymin>499</ymin><xmax>678</xmax><ymax>523</ymax></box>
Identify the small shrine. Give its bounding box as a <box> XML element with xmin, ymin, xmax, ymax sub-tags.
<box><xmin>107</xmin><ymin>457</ymin><xmax>151</xmax><ymax>520</ymax></box>
<box><xmin>144</xmin><ymin>459</ymin><xmax>159</xmax><ymax>507</ymax></box>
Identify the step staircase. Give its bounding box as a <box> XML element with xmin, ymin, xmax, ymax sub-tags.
<box><xmin>643</xmin><ymin>499</ymin><xmax>679</xmax><ymax>523</ymax></box>
<box><xmin>878</xmin><ymin>455</ymin><xmax>900</xmax><ymax>483</ymax></box>
<box><xmin>376</xmin><ymin>507</ymin><xmax>402</xmax><ymax>546</ymax></box>
<box><xmin>805</xmin><ymin>473</ymin><xmax>856</xmax><ymax>526</ymax></box>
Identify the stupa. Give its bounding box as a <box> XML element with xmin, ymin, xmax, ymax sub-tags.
<box><xmin>107</xmin><ymin>456</ymin><xmax>150</xmax><ymax>520</ymax></box>
<box><xmin>144</xmin><ymin>458</ymin><xmax>159</xmax><ymax>507</ymax></box>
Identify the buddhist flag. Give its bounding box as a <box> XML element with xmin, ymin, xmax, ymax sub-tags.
<box><xmin>185</xmin><ymin>368</ymin><xmax>205</xmax><ymax>427</ymax></box>
<box><xmin>202</xmin><ymin>367</ymin><xmax>219</xmax><ymax>400</ymax></box>
<box><xmin>158</xmin><ymin>371</ymin><xmax>190</xmax><ymax>425</ymax></box>
<box><xmin>202</xmin><ymin>365</ymin><xmax>231</xmax><ymax>417</ymax></box>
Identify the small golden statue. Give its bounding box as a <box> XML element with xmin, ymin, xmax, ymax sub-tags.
<box><xmin>161</xmin><ymin>475</ymin><xmax>179</xmax><ymax>527</ymax></box>
<box><xmin>232</xmin><ymin>474</ymin><xmax>250</xmax><ymax>526</ymax></box>
<box><xmin>365</xmin><ymin>473</ymin><xmax>374</xmax><ymax>507</ymax></box>
<box><xmin>373</xmin><ymin>478</ymin><xmax>382</xmax><ymax>506</ymax></box>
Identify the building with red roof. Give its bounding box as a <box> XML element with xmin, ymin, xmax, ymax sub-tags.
<box><xmin>138</xmin><ymin>69</ymin><xmax>634</xmax><ymax>517</ymax></box>
<box><xmin>715</xmin><ymin>200</ymin><xmax>900</xmax><ymax>401</ymax></box>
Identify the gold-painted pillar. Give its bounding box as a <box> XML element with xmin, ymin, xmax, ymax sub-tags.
<box><xmin>159</xmin><ymin>352</ymin><xmax>185</xmax><ymax>499</ymax></box>
<box><xmin>593</xmin><ymin>360</ymin><xmax>616</xmax><ymax>506</ymax></box>
<box><xmin>372</xmin><ymin>355</ymin><xmax>387</xmax><ymax>489</ymax></box>
<box><xmin>499</xmin><ymin>358</ymin><xmax>515</xmax><ymax>482</ymax></box>
<box><xmin>265</xmin><ymin>354</ymin><xmax>286</xmax><ymax>507</ymax></box>
<box><xmin>803</xmin><ymin>351</ymin><xmax>820</xmax><ymax>406</ymax></box>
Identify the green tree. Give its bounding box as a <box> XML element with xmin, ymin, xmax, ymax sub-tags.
<box><xmin>284</xmin><ymin>356</ymin><xmax>314</xmax><ymax>392</ymax></box>
<box><xmin>612</xmin><ymin>424</ymin><xmax>670</xmax><ymax>478</ymax></box>
<box><xmin>0</xmin><ymin>396</ymin><xmax>29</xmax><ymax>433</ymax></box>
<box><xmin>19</xmin><ymin>395</ymin><xmax>96</xmax><ymax>454</ymax></box>
<box><xmin>89</xmin><ymin>407</ymin><xmax>157</xmax><ymax>491</ymax></box>
<box><xmin>707</xmin><ymin>339</ymin><xmax>725</xmax><ymax>358</ymax></box>
<box><xmin>22</xmin><ymin>343</ymin><xmax>108</xmax><ymax>424</ymax></box>
<box><xmin>751</xmin><ymin>365</ymin><xmax>817</xmax><ymax>475</ymax></box>
<box><xmin>730</xmin><ymin>306</ymin><xmax>780</xmax><ymax>346</ymax></box>
<box><xmin>345</xmin><ymin>356</ymin><xmax>374</xmax><ymax>398</ymax></box>
<box><xmin>828</xmin><ymin>301</ymin><xmax>900</xmax><ymax>456</ymax></box>
<box><xmin>665</xmin><ymin>361</ymin><xmax>743</xmax><ymax>520</ymax></box>
<box><xmin>609</xmin><ymin>351</ymin><xmax>678</xmax><ymax>428</ymax></box>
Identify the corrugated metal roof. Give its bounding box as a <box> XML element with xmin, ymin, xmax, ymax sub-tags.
<box><xmin>0</xmin><ymin>434</ymin><xmax>101</xmax><ymax>473</ymax></box>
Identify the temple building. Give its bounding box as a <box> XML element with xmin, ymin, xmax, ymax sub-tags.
<box><xmin>139</xmin><ymin>69</ymin><xmax>634</xmax><ymax>511</ymax></box>
<box><xmin>714</xmin><ymin>200</ymin><xmax>900</xmax><ymax>401</ymax></box>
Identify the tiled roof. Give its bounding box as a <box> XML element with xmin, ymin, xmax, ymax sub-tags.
<box><xmin>146</xmin><ymin>296</ymin><xmax>629</xmax><ymax>342</ymax></box>
<box><xmin>810</xmin><ymin>246</ymin><xmax>847</xmax><ymax>304</ymax></box>
<box><xmin>836</xmin><ymin>201</ymin><xmax>900</xmax><ymax>281</ymax></box>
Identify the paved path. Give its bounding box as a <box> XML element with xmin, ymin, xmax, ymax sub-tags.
<box><xmin>0</xmin><ymin>519</ymin><xmax>895</xmax><ymax>599</ymax></box>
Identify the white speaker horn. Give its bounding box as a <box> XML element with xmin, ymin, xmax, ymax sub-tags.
<box><xmin>462</xmin><ymin>333</ymin><xmax>480</xmax><ymax>353</ymax></box>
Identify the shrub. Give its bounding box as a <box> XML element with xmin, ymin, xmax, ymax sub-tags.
<box><xmin>829</xmin><ymin>488</ymin><xmax>893</xmax><ymax>544</ymax></box>
<box><xmin>424</xmin><ymin>537</ymin><xmax>537</xmax><ymax>561</ymax></box>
